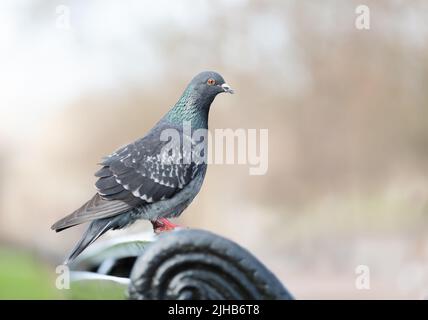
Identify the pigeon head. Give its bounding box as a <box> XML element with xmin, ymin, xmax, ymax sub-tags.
<box><xmin>166</xmin><ymin>71</ymin><xmax>234</xmax><ymax>128</ymax></box>
<box><xmin>188</xmin><ymin>71</ymin><xmax>235</xmax><ymax>97</ymax></box>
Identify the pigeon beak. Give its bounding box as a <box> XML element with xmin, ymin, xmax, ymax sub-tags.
<box><xmin>221</xmin><ymin>83</ymin><xmax>235</xmax><ymax>94</ymax></box>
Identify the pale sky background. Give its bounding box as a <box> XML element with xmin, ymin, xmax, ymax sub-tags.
<box><xmin>0</xmin><ymin>0</ymin><xmax>301</xmax><ymax>141</ymax></box>
<box><xmin>2</xmin><ymin>0</ymin><xmax>427</xmax><ymax>142</ymax></box>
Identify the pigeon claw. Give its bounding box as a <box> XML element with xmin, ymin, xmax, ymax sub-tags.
<box><xmin>151</xmin><ymin>218</ymin><xmax>180</xmax><ymax>234</ymax></box>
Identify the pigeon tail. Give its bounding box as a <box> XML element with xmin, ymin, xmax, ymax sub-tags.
<box><xmin>64</xmin><ymin>218</ymin><xmax>113</xmax><ymax>264</ymax></box>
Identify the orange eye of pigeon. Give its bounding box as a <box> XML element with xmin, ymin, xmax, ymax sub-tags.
<box><xmin>207</xmin><ymin>78</ymin><xmax>216</xmax><ymax>85</ymax></box>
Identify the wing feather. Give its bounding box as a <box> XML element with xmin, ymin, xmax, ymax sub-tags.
<box><xmin>53</xmin><ymin>123</ymin><xmax>204</xmax><ymax>232</ymax></box>
<box><xmin>51</xmin><ymin>194</ymin><xmax>131</xmax><ymax>231</ymax></box>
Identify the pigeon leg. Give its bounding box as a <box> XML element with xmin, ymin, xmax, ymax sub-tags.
<box><xmin>151</xmin><ymin>218</ymin><xmax>180</xmax><ymax>234</ymax></box>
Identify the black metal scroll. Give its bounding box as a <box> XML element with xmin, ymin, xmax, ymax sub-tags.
<box><xmin>128</xmin><ymin>229</ymin><xmax>293</xmax><ymax>300</ymax></box>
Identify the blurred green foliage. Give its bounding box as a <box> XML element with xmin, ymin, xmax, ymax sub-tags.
<box><xmin>0</xmin><ymin>248</ymin><xmax>63</xmax><ymax>299</ymax></box>
<box><xmin>69</xmin><ymin>277</ymin><xmax>128</xmax><ymax>300</ymax></box>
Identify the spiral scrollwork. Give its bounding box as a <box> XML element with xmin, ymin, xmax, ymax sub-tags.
<box><xmin>128</xmin><ymin>229</ymin><xmax>293</xmax><ymax>300</ymax></box>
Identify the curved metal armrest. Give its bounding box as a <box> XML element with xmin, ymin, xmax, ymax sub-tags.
<box><xmin>128</xmin><ymin>229</ymin><xmax>294</xmax><ymax>300</ymax></box>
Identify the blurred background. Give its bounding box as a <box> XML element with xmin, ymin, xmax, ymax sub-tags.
<box><xmin>0</xmin><ymin>0</ymin><xmax>428</xmax><ymax>299</ymax></box>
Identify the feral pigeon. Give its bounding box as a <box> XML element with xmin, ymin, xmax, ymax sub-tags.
<box><xmin>51</xmin><ymin>71</ymin><xmax>234</xmax><ymax>263</ymax></box>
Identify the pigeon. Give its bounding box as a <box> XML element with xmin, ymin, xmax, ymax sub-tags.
<box><xmin>51</xmin><ymin>71</ymin><xmax>234</xmax><ymax>263</ymax></box>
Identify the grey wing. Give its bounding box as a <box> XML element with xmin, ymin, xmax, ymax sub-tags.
<box><xmin>97</xmin><ymin>134</ymin><xmax>200</xmax><ymax>205</ymax></box>
<box><xmin>52</xmin><ymin>131</ymin><xmax>201</xmax><ymax>232</ymax></box>
<box><xmin>51</xmin><ymin>193</ymin><xmax>132</xmax><ymax>231</ymax></box>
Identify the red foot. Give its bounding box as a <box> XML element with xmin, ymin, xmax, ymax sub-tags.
<box><xmin>151</xmin><ymin>218</ymin><xmax>180</xmax><ymax>234</ymax></box>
